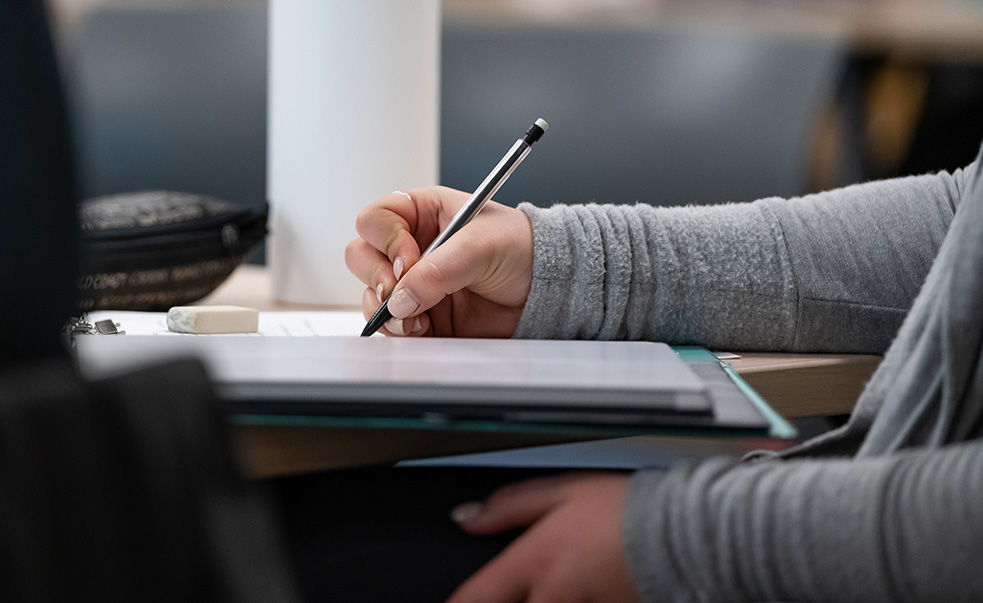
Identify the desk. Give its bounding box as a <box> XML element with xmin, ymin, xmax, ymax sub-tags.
<box><xmin>202</xmin><ymin>265</ymin><xmax>880</xmax><ymax>477</ymax></box>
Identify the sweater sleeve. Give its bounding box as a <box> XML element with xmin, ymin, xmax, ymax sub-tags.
<box><xmin>622</xmin><ymin>439</ymin><xmax>983</xmax><ymax>602</ymax></box>
<box><xmin>514</xmin><ymin>169</ymin><xmax>966</xmax><ymax>352</ymax></box>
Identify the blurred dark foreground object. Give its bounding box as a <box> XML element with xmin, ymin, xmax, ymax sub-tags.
<box><xmin>0</xmin><ymin>2</ymin><xmax>300</xmax><ymax>601</ymax></box>
<box><xmin>77</xmin><ymin>192</ymin><xmax>268</xmax><ymax>311</ymax></box>
<box><xmin>0</xmin><ymin>0</ymin><xmax>79</xmax><ymax>363</ymax></box>
<box><xmin>0</xmin><ymin>358</ymin><xmax>301</xmax><ymax>602</ymax></box>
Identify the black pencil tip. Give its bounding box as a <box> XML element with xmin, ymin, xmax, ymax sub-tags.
<box><xmin>361</xmin><ymin>303</ymin><xmax>392</xmax><ymax>337</ymax></box>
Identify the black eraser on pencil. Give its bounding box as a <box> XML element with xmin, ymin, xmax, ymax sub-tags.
<box><xmin>524</xmin><ymin>118</ymin><xmax>549</xmax><ymax>144</ymax></box>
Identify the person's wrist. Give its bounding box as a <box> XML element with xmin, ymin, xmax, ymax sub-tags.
<box><xmin>501</xmin><ymin>205</ymin><xmax>535</xmax><ymax>309</ymax></box>
<box><xmin>513</xmin><ymin>203</ymin><xmax>578</xmax><ymax>338</ymax></box>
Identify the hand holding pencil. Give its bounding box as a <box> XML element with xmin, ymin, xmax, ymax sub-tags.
<box><xmin>345</xmin><ymin>185</ymin><xmax>533</xmax><ymax>338</ymax></box>
<box><xmin>346</xmin><ymin>119</ymin><xmax>548</xmax><ymax>338</ymax></box>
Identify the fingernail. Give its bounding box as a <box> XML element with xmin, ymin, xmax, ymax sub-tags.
<box><xmin>393</xmin><ymin>256</ymin><xmax>404</xmax><ymax>280</ymax></box>
<box><xmin>410</xmin><ymin>316</ymin><xmax>423</xmax><ymax>333</ymax></box>
<box><xmin>387</xmin><ymin>317</ymin><xmax>406</xmax><ymax>335</ymax></box>
<box><xmin>386</xmin><ymin>287</ymin><xmax>420</xmax><ymax>319</ymax></box>
<box><xmin>376</xmin><ymin>283</ymin><xmax>384</xmax><ymax>303</ymax></box>
<box><xmin>451</xmin><ymin>501</ymin><xmax>483</xmax><ymax>524</ymax></box>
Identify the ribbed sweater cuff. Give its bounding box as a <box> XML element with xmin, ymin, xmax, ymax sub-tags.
<box><xmin>514</xmin><ymin>203</ymin><xmax>605</xmax><ymax>339</ymax></box>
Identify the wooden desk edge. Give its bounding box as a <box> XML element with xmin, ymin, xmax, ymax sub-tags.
<box><xmin>732</xmin><ymin>353</ymin><xmax>881</xmax><ymax>420</ymax></box>
<box><xmin>729</xmin><ymin>352</ymin><xmax>882</xmax><ymax>374</ymax></box>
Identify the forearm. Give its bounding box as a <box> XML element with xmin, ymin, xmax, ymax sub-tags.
<box><xmin>515</xmin><ymin>200</ymin><xmax>795</xmax><ymax>349</ymax></box>
<box><xmin>515</xmin><ymin>169</ymin><xmax>965</xmax><ymax>351</ymax></box>
<box><xmin>623</xmin><ymin>439</ymin><xmax>983</xmax><ymax>602</ymax></box>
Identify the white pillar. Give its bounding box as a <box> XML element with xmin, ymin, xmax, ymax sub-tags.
<box><xmin>268</xmin><ymin>0</ymin><xmax>440</xmax><ymax>305</ymax></box>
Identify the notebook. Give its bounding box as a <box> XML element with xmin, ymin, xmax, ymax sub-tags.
<box><xmin>72</xmin><ymin>311</ymin><xmax>779</xmax><ymax>434</ymax></box>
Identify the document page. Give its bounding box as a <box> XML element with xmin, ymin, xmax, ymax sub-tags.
<box><xmin>84</xmin><ymin>310</ymin><xmax>370</xmax><ymax>337</ymax></box>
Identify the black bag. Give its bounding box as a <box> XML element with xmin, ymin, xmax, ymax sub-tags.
<box><xmin>77</xmin><ymin>191</ymin><xmax>268</xmax><ymax>311</ymax></box>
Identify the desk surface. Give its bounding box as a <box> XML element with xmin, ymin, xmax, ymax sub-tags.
<box><xmin>202</xmin><ymin>265</ymin><xmax>880</xmax><ymax>477</ymax></box>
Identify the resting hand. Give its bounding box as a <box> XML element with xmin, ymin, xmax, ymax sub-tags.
<box><xmin>345</xmin><ymin>186</ymin><xmax>534</xmax><ymax>337</ymax></box>
<box><xmin>447</xmin><ymin>472</ymin><xmax>640</xmax><ymax>603</ymax></box>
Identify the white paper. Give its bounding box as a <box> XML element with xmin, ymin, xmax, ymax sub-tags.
<box><xmin>84</xmin><ymin>311</ymin><xmax>372</xmax><ymax>337</ymax></box>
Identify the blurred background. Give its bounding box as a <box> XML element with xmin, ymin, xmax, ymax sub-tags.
<box><xmin>48</xmin><ymin>0</ymin><xmax>983</xmax><ymax>234</ymax></box>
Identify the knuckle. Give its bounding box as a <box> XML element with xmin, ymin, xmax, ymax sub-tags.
<box><xmin>353</xmin><ymin>207</ymin><xmax>374</xmax><ymax>234</ymax></box>
<box><xmin>343</xmin><ymin>238</ymin><xmax>361</xmax><ymax>262</ymax></box>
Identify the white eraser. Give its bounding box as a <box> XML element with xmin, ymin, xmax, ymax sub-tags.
<box><xmin>166</xmin><ymin>305</ymin><xmax>259</xmax><ymax>334</ymax></box>
<box><xmin>535</xmin><ymin>117</ymin><xmax>549</xmax><ymax>131</ymax></box>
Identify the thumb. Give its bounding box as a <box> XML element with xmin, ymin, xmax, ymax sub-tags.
<box><xmin>384</xmin><ymin>242</ymin><xmax>485</xmax><ymax>319</ymax></box>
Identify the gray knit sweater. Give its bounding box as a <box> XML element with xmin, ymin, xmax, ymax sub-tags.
<box><xmin>514</xmin><ymin>150</ymin><xmax>983</xmax><ymax>601</ymax></box>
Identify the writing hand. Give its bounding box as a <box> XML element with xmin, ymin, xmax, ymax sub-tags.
<box><xmin>447</xmin><ymin>472</ymin><xmax>641</xmax><ymax>603</ymax></box>
<box><xmin>345</xmin><ymin>186</ymin><xmax>534</xmax><ymax>338</ymax></box>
